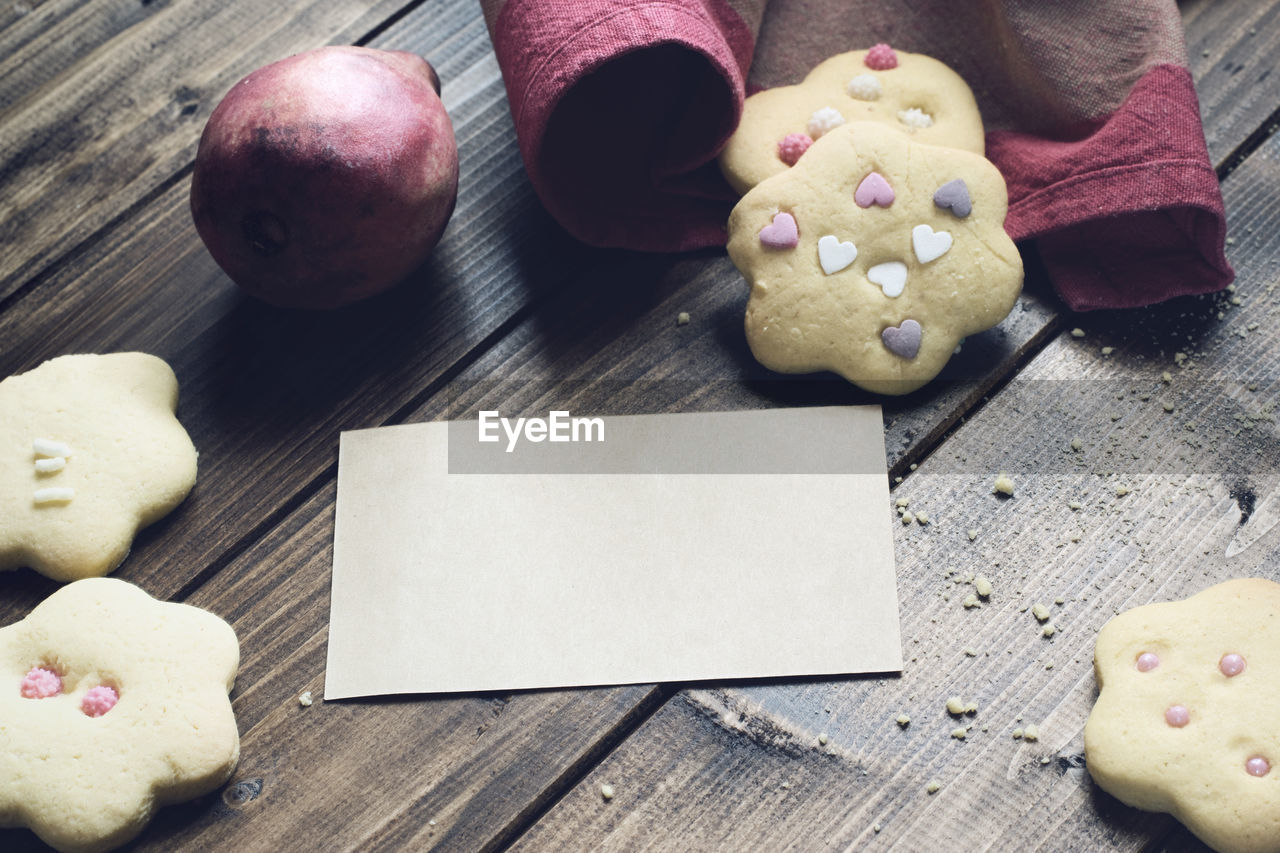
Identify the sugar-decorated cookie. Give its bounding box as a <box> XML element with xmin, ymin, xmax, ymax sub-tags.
<box><xmin>727</xmin><ymin>122</ymin><xmax>1022</xmax><ymax>395</ymax></box>
<box><xmin>0</xmin><ymin>353</ymin><xmax>198</xmax><ymax>581</ymax></box>
<box><xmin>719</xmin><ymin>44</ymin><xmax>985</xmax><ymax>195</ymax></box>
<box><xmin>0</xmin><ymin>578</ymin><xmax>240</xmax><ymax>853</ymax></box>
<box><xmin>1084</xmin><ymin>579</ymin><xmax>1280</xmax><ymax>853</ymax></box>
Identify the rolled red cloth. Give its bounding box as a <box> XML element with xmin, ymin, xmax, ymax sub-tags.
<box><xmin>482</xmin><ymin>0</ymin><xmax>1233</xmax><ymax>309</ymax></box>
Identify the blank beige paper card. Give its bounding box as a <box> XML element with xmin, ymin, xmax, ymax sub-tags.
<box><xmin>325</xmin><ymin>406</ymin><xmax>901</xmax><ymax>698</ymax></box>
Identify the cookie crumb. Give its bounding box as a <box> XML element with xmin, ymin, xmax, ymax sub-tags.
<box><xmin>961</xmin><ymin>593</ymin><xmax>979</xmax><ymax>609</ymax></box>
<box><xmin>676</xmin><ymin>312</ymin><xmax>690</xmax><ymax>326</ymax></box>
<box><xmin>1070</xmin><ymin>437</ymin><xmax>1082</xmax><ymax>452</ymax></box>
<box><xmin>1070</xmin><ymin>328</ymin><xmax>1085</xmax><ymax>339</ymax></box>
<box><xmin>1042</xmin><ymin>622</ymin><xmax>1057</xmax><ymax>638</ymax></box>
<box><xmin>901</xmin><ymin>511</ymin><xmax>915</xmax><ymax>525</ymax></box>
<box><xmin>298</xmin><ymin>691</ymin><xmax>313</xmax><ymax>707</ymax></box>
<box><xmin>873</xmin><ymin>823</ymin><xmax>882</xmax><ymax>833</ymax></box>
<box><xmin>974</xmin><ymin>575</ymin><xmax>993</xmax><ymax>598</ymax></box>
<box><xmin>967</xmin><ymin>529</ymin><xmax>977</xmax><ymax>541</ymax></box>
<box><xmin>1115</xmin><ymin>485</ymin><xmax>1130</xmax><ymax>497</ymax></box>
<box><xmin>950</xmin><ymin>727</ymin><xmax>967</xmax><ymax>740</ymax></box>
<box><xmin>1068</xmin><ymin>500</ymin><xmax>1082</xmax><ymax>510</ymax></box>
<box><xmin>1023</xmin><ymin>724</ymin><xmax>1040</xmax><ymax>741</ymax></box>
<box><xmin>925</xmin><ymin>779</ymin><xmax>941</xmax><ymax>794</ymax></box>
<box><xmin>818</xmin><ymin>732</ymin><xmax>830</xmax><ymax>746</ymax></box>
<box><xmin>600</xmin><ymin>784</ymin><xmax>615</xmax><ymax>801</ymax></box>
<box><xmin>896</xmin><ymin>713</ymin><xmax>911</xmax><ymax>727</ymax></box>
<box><xmin>1032</xmin><ymin>603</ymin><xmax>1051</xmax><ymax>622</ymax></box>
<box><xmin>992</xmin><ymin>473</ymin><xmax>1014</xmax><ymax>496</ymax></box>
<box><xmin>915</xmin><ymin>511</ymin><xmax>929</xmax><ymax>525</ymax></box>
<box><xmin>1012</xmin><ymin>728</ymin><xmax>1023</xmax><ymax>739</ymax></box>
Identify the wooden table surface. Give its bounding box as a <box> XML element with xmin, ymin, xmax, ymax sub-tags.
<box><xmin>2</xmin><ymin>0</ymin><xmax>1278</xmax><ymax>850</ymax></box>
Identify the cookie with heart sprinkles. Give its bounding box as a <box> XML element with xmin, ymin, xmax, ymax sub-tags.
<box><xmin>727</xmin><ymin>122</ymin><xmax>1022</xmax><ymax>395</ymax></box>
<box><xmin>719</xmin><ymin>44</ymin><xmax>986</xmax><ymax>195</ymax></box>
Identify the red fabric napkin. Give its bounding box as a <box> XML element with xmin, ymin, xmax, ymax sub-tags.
<box><xmin>482</xmin><ymin>0</ymin><xmax>1233</xmax><ymax>310</ymax></box>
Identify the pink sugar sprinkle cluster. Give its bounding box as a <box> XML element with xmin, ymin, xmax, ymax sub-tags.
<box><xmin>865</xmin><ymin>43</ymin><xmax>898</xmax><ymax>70</ymax></box>
<box><xmin>20</xmin><ymin>666</ymin><xmax>62</xmax><ymax>699</ymax></box>
<box><xmin>776</xmin><ymin>133</ymin><xmax>813</xmax><ymax>166</ymax></box>
<box><xmin>80</xmin><ymin>685</ymin><xmax>118</xmax><ymax>718</ymax></box>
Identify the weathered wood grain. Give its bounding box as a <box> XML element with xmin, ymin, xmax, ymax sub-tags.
<box><xmin>0</xmin><ymin>1</ymin><xmax>598</xmax><ymax>626</ymax></box>
<box><xmin>0</xmin><ymin>0</ymin><xmax>422</xmax><ymax>300</ymax></box>
<box><xmin>0</xmin><ymin>1</ymin><xmax>1275</xmax><ymax>851</ymax></box>
<box><xmin>506</xmin><ymin>109</ymin><xmax>1280</xmax><ymax>853</ymax></box>
<box><xmin>0</xmin><ymin>478</ymin><xmax>665</xmax><ymax>852</ymax></box>
<box><xmin>1181</xmin><ymin>0</ymin><xmax>1280</xmax><ymax>166</ymax></box>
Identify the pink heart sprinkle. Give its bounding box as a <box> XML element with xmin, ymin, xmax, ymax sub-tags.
<box><xmin>882</xmin><ymin>319</ymin><xmax>922</xmax><ymax>360</ymax></box>
<box><xmin>1135</xmin><ymin>652</ymin><xmax>1159</xmax><ymax>672</ymax></box>
<box><xmin>1164</xmin><ymin>705</ymin><xmax>1190</xmax><ymax>728</ymax></box>
<box><xmin>1219</xmin><ymin>653</ymin><xmax>1245</xmax><ymax>677</ymax></box>
<box><xmin>855</xmin><ymin>172</ymin><xmax>894</xmax><ymax>208</ymax></box>
<box><xmin>1248</xmin><ymin>756</ymin><xmax>1271</xmax><ymax>777</ymax></box>
<box><xmin>758</xmin><ymin>212</ymin><xmax>799</xmax><ymax>249</ymax></box>
<box><xmin>865</xmin><ymin>43</ymin><xmax>898</xmax><ymax>70</ymax></box>
<box><xmin>81</xmin><ymin>685</ymin><xmax>119</xmax><ymax>718</ymax></box>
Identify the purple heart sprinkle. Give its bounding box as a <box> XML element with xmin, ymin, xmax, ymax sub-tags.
<box><xmin>882</xmin><ymin>319</ymin><xmax>922</xmax><ymax>360</ymax></box>
<box><xmin>933</xmin><ymin>179</ymin><xmax>972</xmax><ymax>218</ymax></box>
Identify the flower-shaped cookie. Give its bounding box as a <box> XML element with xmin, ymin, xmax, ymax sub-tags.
<box><xmin>1084</xmin><ymin>579</ymin><xmax>1280</xmax><ymax>853</ymax></box>
<box><xmin>727</xmin><ymin>122</ymin><xmax>1022</xmax><ymax>395</ymax></box>
<box><xmin>719</xmin><ymin>45</ymin><xmax>986</xmax><ymax>195</ymax></box>
<box><xmin>0</xmin><ymin>578</ymin><xmax>240</xmax><ymax>853</ymax></box>
<box><xmin>0</xmin><ymin>353</ymin><xmax>198</xmax><ymax>581</ymax></box>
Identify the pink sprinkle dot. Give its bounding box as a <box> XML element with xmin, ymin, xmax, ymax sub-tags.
<box><xmin>865</xmin><ymin>44</ymin><xmax>899</xmax><ymax>71</ymax></box>
<box><xmin>777</xmin><ymin>133</ymin><xmax>813</xmax><ymax>166</ymax></box>
<box><xmin>1219</xmin><ymin>653</ymin><xmax>1246</xmax><ymax>677</ymax></box>
<box><xmin>1136</xmin><ymin>652</ymin><xmax>1160</xmax><ymax>672</ymax></box>
<box><xmin>1164</xmin><ymin>705</ymin><xmax>1190</xmax><ymax>728</ymax></box>
<box><xmin>20</xmin><ymin>667</ymin><xmax>62</xmax><ymax>699</ymax></box>
<box><xmin>1248</xmin><ymin>756</ymin><xmax>1271</xmax><ymax>777</ymax></box>
<box><xmin>81</xmin><ymin>686</ymin><xmax>118</xmax><ymax>718</ymax></box>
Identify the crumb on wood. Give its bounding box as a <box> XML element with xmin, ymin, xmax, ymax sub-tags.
<box><xmin>896</xmin><ymin>713</ymin><xmax>911</xmax><ymax>727</ymax></box>
<box><xmin>1023</xmin><ymin>724</ymin><xmax>1040</xmax><ymax>741</ymax></box>
<box><xmin>974</xmin><ymin>575</ymin><xmax>993</xmax><ymax>598</ymax></box>
<box><xmin>600</xmin><ymin>784</ymin><xmax>615</xmax><ymax>801</ymax></box>
<box><xmin>677</xmin><ymin>312</ymin><xmax>690</xmax><ymax>326</ymax></box>
<box><xmin>926</xmin><ymin>780</ymin><xmax>941</xmax><ymax>794</ymax></box>
<box><xmin>993</xmin><ymin>472</ymin><xmax>1014</xmax><ymax>496</ymax></box>
<box><xmin>298</xmin><ymin>691</ymin><xmax>313</xmax><ymax>707</ymax></box>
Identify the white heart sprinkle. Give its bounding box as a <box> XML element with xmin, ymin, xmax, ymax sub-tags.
<box><xmin>867</xmin><ymin>261</ymin><xmax>908</xmax><ymax>297</ymax></box>
<box><xmin>818</xmin><ymin>235</ymin><xmax>858</xmax><ymax>275</ymax></box>
<box><xmin>912</xmin><ymin>224</ymin><xmax>953</xmax><ymax>263</ymax></box>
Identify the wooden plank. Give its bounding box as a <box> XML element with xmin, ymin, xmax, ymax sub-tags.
<box><xmin>0</xmin><ymin>0</ymin><xmax>425</xmax><ymax>300</ymax></box>
<box><xmin>1182</xmin><ymin>0</ymin><xmax>1280</xmax><ymax>166</ymax></box>
<box><xmin>0</xmin><ymin>0</ymin><xmax>599</xmax><ymax>626</ymax></box>
<box><xmin>0</xmin><ymin>480</ymin><xmax>664</xmax><ymax>852</ymax></box>
<box><xmin>505</xmin><ymin>111</ymin><xmax>1280</xmax><ymax>853</ymax></box>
